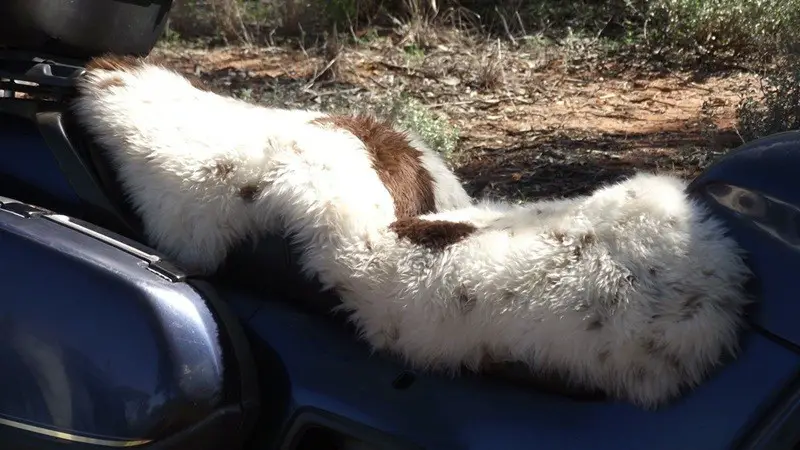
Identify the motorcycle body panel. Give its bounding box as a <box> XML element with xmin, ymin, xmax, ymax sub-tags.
<box><xmin>0</xmin><ymin>99</ymin><xmax>144</xmax><ymax>239</ymax></box>
<box><xmin>230</xmin><ymin>287</ymin><xmax>800</xmax><ymax>450</ymax></box>
<box><xmin>0</xmin><ymin>197</ymin><xmax>258</xmax><ymax>449</ymax></box>
<box><xmin>0</xmin><ymin>111</ymin><xmax>83</xmax><ymax>217</ymax></box>
<box><xmin>689</xmin><ymin>130</ymin><xmax>800</xmax><ymax>348</ymax></box>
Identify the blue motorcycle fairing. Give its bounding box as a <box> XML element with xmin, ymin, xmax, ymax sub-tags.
<box><xmin>689</xmin><ymin>130</ymin><xmax>800</xmax><ymax>349</ymax></box>
<box><xmin>0</xmin><ymin>198</ymin><xmax>258</xmax><ymax>449</ymax></box>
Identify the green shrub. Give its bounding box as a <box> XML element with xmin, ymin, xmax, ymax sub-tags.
<box><xmin>386</xmin><ymin>96</ymin><xmax>460</xmax><ymax>159</ymax></box>
<box><xmin>164</xmin><ymin>0</ymin><xmax>800</xmax><ymax>63</ymax></box>
<box><xmin>646</xmin><ymin>0</ymin><xmax>800</xmax><ymax>59</ymax></box>
<box><xmin>737</xmin><ymin>56</ymin><xmax>800</xmax><ymax>142</ymax></box>
<box><xmin>477</xmin><ymin>0</ymin><xmax>646</xmax><ymax>38</ymax></box>
<box><xmin>461</xmin><ymin>0</ymin><xmax>800</xmax><ymax>62</ymax></box>
<box><xmin>327</xmin><ymin>94</ymin><xmax>460</xmax><ymax>159</ymax></box>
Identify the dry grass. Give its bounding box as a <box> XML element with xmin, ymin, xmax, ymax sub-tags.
<box><xmin>165</xmin><ymin>0</ymin><xmax>800</xmax><ymax>70</ymax></box>
<box><xmin>476</xmin><ymin>40</ymin><xmax>505</xmax><ymax>91</ymax></box>
<box><xmin>320</xmin><ymin>23</ymin><xmax>344</xmax><ymax>82</ymax></box>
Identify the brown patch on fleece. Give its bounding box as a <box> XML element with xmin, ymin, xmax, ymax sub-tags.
<box><xmin>311</xmin><ymin>114</ymin><xmax>436</xmax><ymax>218</ymax></box>
<box><xmin>238</xmin><ymin>183</ymin><xmax>262</xmax><ymax>202</ymax></box>
<box><xmin>389</xmin><ymin>217</ymin><xmax>477</xmax><ymax>251</ymax></box>
<box><xmin>680</xmin><ymin>294</ymin><xmax>704</xmax><ymax>321</ymax></box>
<box><xmin>86</xmin><ymin>54</ymin><xmax>210</xmax><ymax>92</ymax></box>
<box><xmin>203</xmin><ymin>159</ymin><xmax>235</xmax><ymax>180</ymax></box>
<box><xmin>572</xmin><ymin>232</ymin><xmax>596</xmax><ymax>259</ymax></box>
<box><xmin>85</xmin><ymin>55</ymin><xmax>144</xmax><ymax>72</ymax></box>
<box><xmin>94</xmin><ymin>75</ymin><xmax>126</xmax><ymax>90</ymax></box>
<box><xmin>586</xmin><ymin>315</ymin><xmax>604</xmax><ymax>330</ymax></box>
<box><xmin>457</xmin><ymin>287</ymin><xmax>477</xmax><ymax>314</ymax></box>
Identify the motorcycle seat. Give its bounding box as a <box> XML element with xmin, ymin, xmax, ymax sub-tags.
<box><xmin>58</xmin><ymin>106</ymin><xmax>608</xmax><ymax>401</ymax></box>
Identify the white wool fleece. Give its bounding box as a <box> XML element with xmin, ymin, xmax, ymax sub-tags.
<box><xmin>72</xmin><ymin>59</ymin><xmax>752</xmax><ymax>410</ymax></box>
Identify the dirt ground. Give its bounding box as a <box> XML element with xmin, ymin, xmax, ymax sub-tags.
<box><xmin>152</xmin><ymin>37</ymin><xmax>761</xmax><ymax>201</ymax></box>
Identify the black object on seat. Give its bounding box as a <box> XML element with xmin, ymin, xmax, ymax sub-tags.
<box><xmin>0</xmin><ymin>0</ymin><xmax>173</xmax><ymax>61</ymax></box>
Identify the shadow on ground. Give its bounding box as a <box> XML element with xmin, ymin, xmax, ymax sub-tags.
<box><xmin>456</xmin><ymin>126</ymin><xmax>742</xmax><ymax>201</ymax></box>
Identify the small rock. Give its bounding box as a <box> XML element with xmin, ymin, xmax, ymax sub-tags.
<box><xmin>441</xmin><ymin>76</ymin><xmax>461</xmax><ymax>86</ymax></box>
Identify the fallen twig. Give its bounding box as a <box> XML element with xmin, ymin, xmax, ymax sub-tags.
<box><xmin>302</xmin><ymin>55</ymin><xmax>341</xmax><ymax>91</ymax></box>
<box><xmin>305</xmin><ymin>87</ymin><xmax>363</xmax><ymax>101</ymax></box>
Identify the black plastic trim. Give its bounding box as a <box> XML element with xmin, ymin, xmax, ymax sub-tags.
<box><xmin>0</xmin><ymin>199</ymin><xmax>46</xmax><ymax>218</ymax></box>
<box><xmin>188</xmin><ymin>280</ymin><xmax>261</xmax><ymax>441</ymax></box>
<box><xmin>34</xmin><ymin>110</ymin><xmax>140</xmax><ymax>235</ymax></box>
<box><xmin>42</xmin><ymin>213</ymin><xmax>187</xmax><ymax>282</ymax></box>
<box><xmin>732</xmin><ymin>368</ymin><xmax>800</xmax><ymax>450</ymax></box>
<box><xmin>0</xmin><ymin>98</ymin><xmax>40</xmax><ymax>120</ymax></box>
<box><xmin>0</xmin><ymin>196</ymin><xmax>188</xmax><ymax>282</ymax></box>
<box><xmin>279</xmin><ymin>407</ymin><xmax>425</xmax><ymax>450</ymax></box>
<box><xmin>0</xmin><ymin>405</ymin><xmax>247</xmax><ymax>450</ymax></box>
<box><xmin>0</xmin><ymin>50</ymin><xmax>87</xmax><ymax>75</ymax></box>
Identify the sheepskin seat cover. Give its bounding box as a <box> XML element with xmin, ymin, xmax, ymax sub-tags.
<box><xmin>72</xmin><ymin>56</ymin><xmax>752</xmax><ymax>409</ymax></box>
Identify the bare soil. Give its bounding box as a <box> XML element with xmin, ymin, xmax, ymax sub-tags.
<box><xmin>152</xmin><ymin>37</ymin><xmax>761</xmax><ymax>201</ymax></box>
